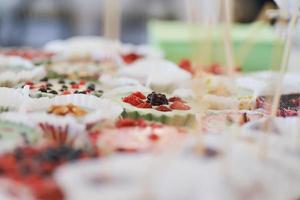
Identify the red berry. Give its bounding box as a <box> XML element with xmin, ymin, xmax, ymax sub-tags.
<box><xmin>148</xmin><ymin>133</ymin><xmax>160</xmax><ymax>141</ymax></box>
<box><xmin>132</xmin><ymin>91</ymin><xmax>146</xmax><ymax>99</ymax></box>
<box><xmin>178</xmin><ymin>59</ymin><xmax>195</xmax><ymax>75</ymax></box>
<box><xmin>170</xmin><ymin>101</ymin><xmax>190</xmax><ymax>110</ymax></box>
<box><xmin>156</xmin><ymin>105</ymin><xmax>172</xmax><ymax>112</ymax></box>
<box><xmin>62</xmin><ymin>91</ymin><xmax>70</xmax><ymax>95</ymax></box>
<box><xmin>71</xmin><ymin>84</ymin><xmax>80</xmax><ymax>89</ymax></box>
<box><xmin>137</xmin><ymin>102</ymin><xmax>152</xmax><ymax>109</ymax></box>
<box><xmin>123</xmin><ymin>95</ymin><xmax>144</xmax><ymax>106</ymax></box>
<box><xmin>79</xmin><ymin>80</ymin><xmax>86</xmax><ymax>85</ymax></box>
<box><xmin>122</xmin><ymin>53</ymin><xmax>142</xmax><ymax>64</ymax></box>
<box><xmin>169</xmin><ymin>96</ymin><xmax>185</xmax><ymax>103</ymax></box>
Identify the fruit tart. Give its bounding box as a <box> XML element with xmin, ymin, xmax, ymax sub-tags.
<box><xmin>88</xmin><ymin>118</ymin><xmax>187</xmax><ymax>153</ymax></box>
<box><xmin>114</xmin><ymin>91</ymin><xmax>196</xmax><ymax>127</ymax></box>
<box><xmin>20</xmin><ymin>78</ymin><xmax>104</xmax><ymax>98</ymax></box>
<box><xmin>0</xmin><ymin>144</ymin><xmax>98</xmax><ymax>200</ymax></box>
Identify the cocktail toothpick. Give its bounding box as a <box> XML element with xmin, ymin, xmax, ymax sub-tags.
<box><xmin>223</xmin><ymin>0</ymin><xmax>236</xmax><ymax>76</ymax></box>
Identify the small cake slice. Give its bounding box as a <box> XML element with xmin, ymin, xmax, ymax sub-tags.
<box><xmin>115</xmin><ymin>91</ymin><xmax>196</xmax><ymax>127</ymax></box>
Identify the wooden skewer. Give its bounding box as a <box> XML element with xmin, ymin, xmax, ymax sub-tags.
<box><xmin>103</xmin><ymin>0</ymin><xmax>121</xmax><ymax>40</ymax></box>
<box><xmin>185</xmin><ymin>0</ymin><xmax>198</xmax><ymax>24</ymax></box>
<box><xmin>223</xmin><ymin>0</ymin><xmax>235</xmax><ymax>76</ymax></box>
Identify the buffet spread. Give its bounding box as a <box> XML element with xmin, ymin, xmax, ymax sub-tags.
<box><xmin>0</xmin><ymin>36</ymin><xmax>300</xmax><ymax>200</ymax></box>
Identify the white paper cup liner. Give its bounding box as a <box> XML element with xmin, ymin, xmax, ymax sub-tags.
<box><xmin>20</xmin><ymin>94</ymin><xmax>123</xmax><ymax>123</ymax></box>
<box><xmin>15</xmin><ymin>94</ymin><xmax>123</xmax><ymax>143</ymax></box>
<box><xmin>0</xmin><ymin>66</ymin><xmax>46</xmax><ymax>87</ymax></box>
<box><xmin>0</xmin><ymin>87</ymin><xmax>27</xmax><ymax>112</ymax></box>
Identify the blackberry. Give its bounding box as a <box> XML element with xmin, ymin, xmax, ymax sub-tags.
<box><xmin>146</xmin><ymin>92</ymin><xmax>169</xmax><ymax>106</ymax></box>
<box><xmin>39</xmin><ymin>88</ymin><xmax>47</xmax><ymax>93</ymax></box>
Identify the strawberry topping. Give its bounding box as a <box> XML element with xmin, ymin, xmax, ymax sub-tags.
<box><xmin>156</xmin><ymin>105</ymin><xmax>172</xmax><ymax>112</ymax></box>
<box><xmin>137</xmin><ymin>102</ymin><xmax>152</xmax><ymax>109</ymax></box>
<box><xmin>123</xmin><ymin>95</ymin><xmax>144</xmax><ymax>106</ymax></box>
<box><xmin>178</xmin><ymin>59</ymin><xmax>195</xmax><ymax>75</ymax></box>
<box><xmin>122</xmin><ymin>53</ymin><xmax>143</xmax><ymax>64</ymax></box>
<box><xmin>170</xmin><ymin>101</ymin><xmax>191</xmax><ymax>110</ymax></box>
<box><xmin>132</xmin><ymin>91</ymin><xmax>146</xmax><ymax>99</ymax></box>
<box><xmin>169</xmin><ymin>96</ymin><xmax>185</xmax><ymax>103</ymax></box>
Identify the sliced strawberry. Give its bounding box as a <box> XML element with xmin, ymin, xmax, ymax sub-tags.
<box><xmin>156</xmin><ymin>105</ymin><xmax>172</xmax><ymax>112</ymax></box>
<box><xmin>123</xmin><ymin>95</ymin><xmax>143</xmax><ymax>106</ymax></box>
<box><xmin>132</xmin><ymin>91</ymin><xmax>146</xmax><ymax>99</ymax></box>
<box><xmin>170</xmin><ymin>101</ymin><xmax>190</xmax><ymax>110</ymax></box>
<box><xmin>122</xmin><ymin>53</ymin><xmax>143</xmax><ymax>64</ymax></box>
<box><xmin>169</xmin><ymin>96</ymin><xmax>185</xmax><ymax>103</ymax></box>
<box><xmin>137</xmin><ymin>102</ymin><xmax>152</xmax><ymax>109</ymax></box>
<box><xmin>178</xmin><ymin>59</ymin><xmax>195</xmax><ymax>75</ymax></box>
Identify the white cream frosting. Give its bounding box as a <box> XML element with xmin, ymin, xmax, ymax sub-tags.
<box><xmin>118</xmin><ymin>59</ymin><xmax>192</xmax><ymax>92</ymax></box>
<box><xmin>237</xmin><ymin>71</ymin><xmax>300</xmax><ymax>96</ymax></box>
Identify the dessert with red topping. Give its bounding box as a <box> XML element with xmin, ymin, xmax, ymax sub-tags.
<box><xmin>88</xmin><ymin>118</ymin><xmax>186</xmax><ymax>153</ymax></box>
<box><xmin>256</xmin><ymin>94</ymin><xmax>300</xmax><ymax>117</ymax></box>
<box><xmin>121</xmin><ymin>53</ymin><xmax>144</xmax><ymax>64</ymax></box>
<box><xmin>21</xmin><ymin>78</ymin><xmax>103</xmax><ymax>98</ymax></box>
<box><xmin>117</xmin><ymin>91</ymin><xmax>195</xmax><ymax>126</ymax></box>
<box><xmin>0</xmin><ymin>144</ymin><xmax>98</xmax><ymax>200</ymax></box>
<box><xmin>0</xmin><ymin>48</ymin><xmax>54</xmax><ymax>65</ymax></box>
